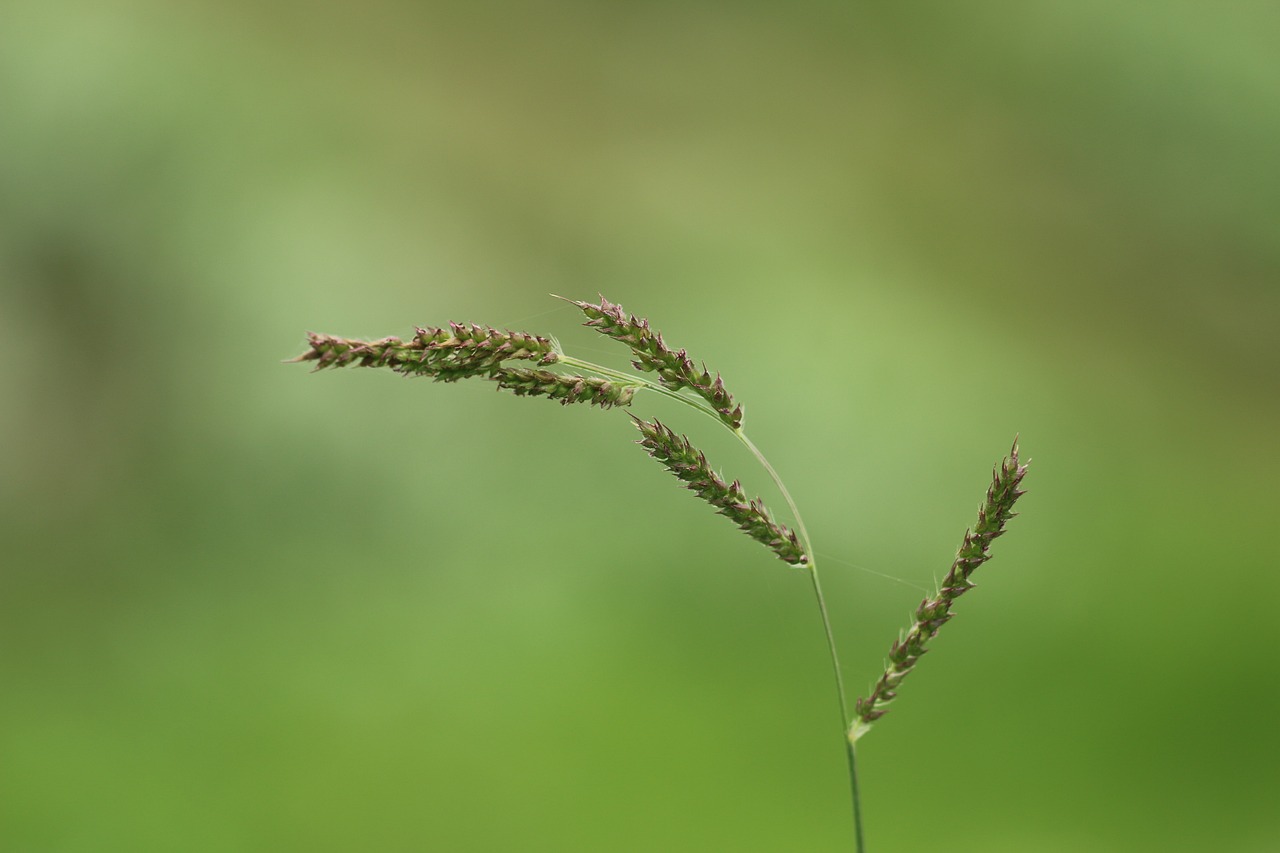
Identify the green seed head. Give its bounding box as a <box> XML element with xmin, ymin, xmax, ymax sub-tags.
<box><xmin>850</xmin><ymin>440</ymin><xmax>1028</xmax><ymax>742</ymax></box>
<box><xmin>571</xmin><ymin>296</ymin><xmax>744</xmax><ymax>430</ymax></box>
<box><xmin>632</xmin><ymin>416</ymin><xmax>806</xmax><ymax>566</ymax></box>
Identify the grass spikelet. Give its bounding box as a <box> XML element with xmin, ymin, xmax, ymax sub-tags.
<box><xmin>631</xmin><ymin>415</ymin><xmax>806</xmax><ymax>566</ymax></box>
<box><xmin>289</xmin><ymin>332</ymin><xmax>425</xmax><ymax>371</ymax></box>
<box><xmin>414</xmin><ymin>323</ymin><xmax>560</xmax><ymax>369</ymax></box>
<box><xmin>493</xmin><ymin>368</ymin><xmax>636</xmax><ymax>409</ymax></box>
<box><xmin>569</xmin><ymin>295</ymin><xmax>744</xmax><ymax>430</ymax></box>
<box><xmin>289</xmin><ymin>326</ymin><xmax>559</xmax><ymax>383</ymax></box>
<box><xmin>849</xmin><ymin>438</ymin><xmax>1029</xmax><ymax>743</ymax></box>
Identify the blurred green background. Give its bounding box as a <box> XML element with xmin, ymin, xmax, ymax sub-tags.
<box><xmin>2</xmin><ymin>2</ymin><xmax>1277</xmax><ymax>850</ymax></box>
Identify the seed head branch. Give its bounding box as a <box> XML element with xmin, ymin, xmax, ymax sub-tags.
<box><xmin>631</xmin><ymin>416</ymin><xmax>807</xmax><ymax>566</ymax></box>
<box><xmin>849</xmin><ymin>439</ymin><xmax>1029</xmax><ymax>743</ymax></box>
<box><xmin>494</xmin><ymin>368</ymin><xmax>636</xmax><ymax>409</ymax></box>
<box><xmin>289</xmin><ymin>325</ymin><xmax>559</xmax><ymax>383</ymax></box>
<box><xmin>568</xmin><ymin>295</ymin><xmax>744</xmax><ymax>430</ymax></box>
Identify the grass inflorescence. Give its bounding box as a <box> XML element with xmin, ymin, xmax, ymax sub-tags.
<box><xmin>293</xmin><ymin>294</ymin><xmax>1028</xmax><ymax>852</ymax></box>
<box><xmin>567</xmin><ymin>295</ymin><xmax>744</xmax><ymax>429</ymax></box>
<box><xmin>495</xmin><ymin>368</ymin><xmax>637</xmax><ymax>409</ymax></box>
<box><xmin>290</xmin><ymin>326</ymin><xmax>633</xmax><ymax>407</ymax></box>
<box><xmin>632</xmin><ymin>415</ymin><xmax>806</xmax><ymax>566</ymax></box>
<box><xmin>850</xmin><ymin>439</ymin><xmax>1029</xmax><ymax>743</ymax></box>
<box><xmin>291</xmin><ymin>324</ymin><xmax>558</xmax><ymax>383</ymax></box>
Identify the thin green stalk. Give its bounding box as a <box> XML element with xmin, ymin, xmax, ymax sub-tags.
<box><xmin>559</xmin><ymin>354</ymin><xmax>724</xmax><ymax>424</ymax></box>
<box><xmin>736</xmin><ymin>430</ymin><xmax>861</xmax><ymax>846</ymax></box>
<box><xmin>734</xmin><ymin>431</ymin><xmax>812</xmax><ymax>561</ymax></box>
<box><xmin>808</xmin><ymin>560</ymin><xmax>863</xmax><ymax>849</ymax></box>
<box><xmin>848</xmin><ymin>739</ymin><xmax>865</xmax><ymax>852</ymax></box>
<box><xmin>566</xmin><ymin>352</ymin><xmax>863</xmax><ymax>847</ymax></box>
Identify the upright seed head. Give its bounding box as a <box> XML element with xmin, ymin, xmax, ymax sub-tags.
<box><xmin>849</xmin><ymin>438</ymin><xmax>1029</xmax><ymax>743</ymax></box>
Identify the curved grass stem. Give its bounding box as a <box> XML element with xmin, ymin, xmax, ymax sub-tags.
<box><xmin>558</xmin><ymin>354</ymin><xmax>725</xmax><ymax>423</ymax></box>
<box><xmin>806</xmin><ymin>546</ymin><xmax>862</xmax><ymax>851</ymax></box>
<box><xmin>562</xmin><ymin>352</ymin><xmax>864</xmax><ymax>848</ymax></box>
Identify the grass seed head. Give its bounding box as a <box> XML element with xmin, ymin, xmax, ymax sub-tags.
<box><xmin>850</xmin><ymin>439</ymin><xmax>1028</xmax><ymax>743</ymax></box>
<box><xmin>632</xmin><ymin>416</ymin><xmax>806</xmax><ymax>566</ymax></box>
<box><xmin>571</xmin><ymin>296</ymin><xmax>744</xmax><ymax>430</ymax></box>
<box><xmin>493</xmin><ymin>368</ymin><xmax>637</xmax><ymax>409</ymax></box>
<box><xmin>290</xmin><ymin>326</ymin><xmax>560</xmax><ymax>383</ymax></box>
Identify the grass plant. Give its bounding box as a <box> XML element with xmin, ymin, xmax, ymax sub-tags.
<box><xmin>292</xmin><ymin>295</ymin><xmax>1029</xmax><ymax>850</ymax></box>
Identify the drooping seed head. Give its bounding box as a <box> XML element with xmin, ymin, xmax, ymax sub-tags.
<box><xmin>631</xmin><ymin>416</ymin><xmax>806</xmax><ymax>566</ymax></box>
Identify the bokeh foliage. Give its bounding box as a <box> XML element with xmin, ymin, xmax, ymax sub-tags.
<box><xmin>2</xmin><ymin>2</ymin><xmax>1277</xmax><ymax>850</ymax></box>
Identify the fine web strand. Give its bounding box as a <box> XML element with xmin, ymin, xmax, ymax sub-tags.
<box><xmin>495</xmin><ymin>303</ymin><xmax>578</xmax><ymax>330</ymax></box>
<box><xmin>815</xmin><ymin>553</ymin><xmax>933</xmax><ymax>595</ymax></box>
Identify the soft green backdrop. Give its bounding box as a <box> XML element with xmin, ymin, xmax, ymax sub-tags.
<box><xmin>2</xmin><ymin>2</ymin><xmax>1277</xmax><ymax>851</ymax></box>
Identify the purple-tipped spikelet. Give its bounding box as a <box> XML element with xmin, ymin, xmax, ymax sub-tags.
<box><xmin>414</xmin><ymin>323</ymin><xmax>560</xmax><ymax>370</ymax></box>
<box><xmin>849</xmin><ymin>439</ymin><xmax>1028</xmax><ymax>742</ymax></box>
<box><xmin>632</xmin><ymin>416</ymin><xmax>806</xmax><ymax>566</ymax></box>
<box><xmin>291</xmin><ymin>333</ymin><xmax>423</xmax><ymax>370</ymax></box>
<box><xmin>290</xmin><ymin>325</ymin><xmax>559</xmax><ymax>383</ymax></box>
<box><xmin>494</xmin><ymin>368</ymin><xmax>636</xmax><ymax>409</ymax></box>
<box><xmin>570</xmin><ymin>296</ymin><xmax>744</xmax><ymax>430</ymax></box>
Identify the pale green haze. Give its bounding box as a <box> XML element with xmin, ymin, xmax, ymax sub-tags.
<box><xmin>2</xmin><ymin>2</ymin><xmax>1277</xmax><ymax>850</ymax></box>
